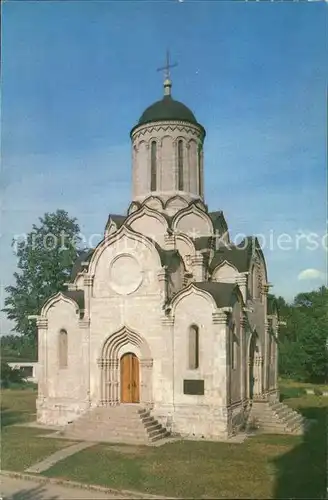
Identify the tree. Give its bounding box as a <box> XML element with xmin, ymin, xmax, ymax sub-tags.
<box><xmin>1</xmin><ymin>334</ymin><xmax>37</xmax><ymax>362</ymax></box>
<box><xmin>277</xmin><ymin>286</ymin><xmax>328</xmax><ymax>383</ymax></box>
<box><xmin>1</xmin><ymin>361</ymin><xmax>24</xmax><ymax>388</ymax></box>
<box><xmin>2</xmin><ymin>210</ymin><xmax>83</xmax><ymax>344</ymax></box>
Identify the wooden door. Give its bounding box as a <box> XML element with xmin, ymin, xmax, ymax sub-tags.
<box><xmin>120</xmin><ymin>353</ymin><xmax>140</xmax><ymax>403</ymax></box>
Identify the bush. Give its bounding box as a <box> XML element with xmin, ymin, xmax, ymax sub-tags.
<box><xmin>1</xmin><ymin>361</ymin><xmax>25</xmax><ymax>388</ymax></box>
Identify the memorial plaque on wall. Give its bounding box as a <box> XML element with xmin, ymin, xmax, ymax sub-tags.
<box><xmin>183</xmin><ymin>379</ymin><xmax>204</xmax><ymax>395</ymax></box>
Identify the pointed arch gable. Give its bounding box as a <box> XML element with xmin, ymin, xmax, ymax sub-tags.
<box><xmin>88</xmin><ymin>224</ymin><xmax>163</xmax><ymax>277</ymax></box>
<box><xmin>191</xmin><ymin>199</ymin><xmax>207</xmax><ymax>212</ymax></box>
<box><xmin>104</xmin><ymin>219</ymin><xmax>118</xmax><ymax>237</ymax></box>
<box><xmin>172</xmin><ymin>203</ymin><xmax>214</xmax><ymax>237</ymax></box>
<box><xmin>127</xmin><ymin>201</ymin><xmax>141</xmax><ymax>215</ymax></box>
<box><xmin>246</xmin><ymin>239</ymin><xmax>268</xmax><ymax>284</ymax></box>
<box><xmin>142</xmin><ymin>195</ymin><xmax>165</xmax><ymax>211</ymax></box>
<box><xmin>126</xmin><ymin>204</ymin><xmax>169</xmax><ymax>230</ymax></box>
<box><xmin>164</xmin><ymin>195</ymin><xmax>189</xmax><ymax>210</ymax></box>
<box><xmin>170</xmin><ymin>283</ymin><xmax>218</xmax><ymax>316</ymax></box>
<box><xmin>212</xmin><ymin>261</ymin><xmax>240</xmax><ymax>285</ymax></box>
<box><xmin>212</xmin><ymin>259</ymin><xmax>239</xmax><ymax>276</ymax></box>
<box><xmin>175</xmin><ymin>232</ymin><xmax>197</xmax><ymax>255</ymax></box>
<box><xmin>41</xmin><ymin>292</ymin><xmax>80</xmax><ymax>317</ymax></box>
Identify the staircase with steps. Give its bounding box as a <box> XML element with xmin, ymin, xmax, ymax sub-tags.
<box><xmin>60</xmin><ymin>405</ymin><xmax>170</xmax><ymax>445</ymax></box>
<box><xmin>248</xmin><ymin>399</ymin><xmax>308</xmax><ymax>435</ymax></box>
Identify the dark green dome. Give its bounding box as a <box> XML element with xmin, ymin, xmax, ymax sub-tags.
<box><xmin>138</xmin><ymin>95</ymin><xmax>198</xmax><ymax>126</ymax></box>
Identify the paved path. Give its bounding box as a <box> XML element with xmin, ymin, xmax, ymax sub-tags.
<box><xmin>25</xmin><ymin>442</ymin><xmax>95</xmax><ymax>473</ymax></box>
<box><xmin>1</xmin><ymin>475</ymin><xmax>129</xmax><ymax>499</ymax></box>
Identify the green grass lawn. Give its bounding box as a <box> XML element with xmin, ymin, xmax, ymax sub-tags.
<box><xmin>1</xmin><ymin>389</ymin><xmax>76</xmax><ymax>472</ymax></box>
<box><xmin>44</xmin><ymin>394</ymin><xmax>327</xmax><ymax>499</ymax></box>
<box><xmin>278</xmin><ymin>377</ymin><xmax>328</xmax><ymax>392</ymax></box>
<box><xmin>1</xmin><ymin>386</ymin><xmax>326</xmax><ymax>498</ymax></box>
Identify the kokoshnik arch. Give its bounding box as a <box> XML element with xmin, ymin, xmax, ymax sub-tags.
<box><xmin>34</xmin><ymin>57</ymin><xmax>282</xmax><ymax>440</ymax></box>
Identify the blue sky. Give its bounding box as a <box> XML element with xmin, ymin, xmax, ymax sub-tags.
<box><xmin>1</xmin><ymin>1</ymin><xmax>327</xmax><ymax>333</ymax></box>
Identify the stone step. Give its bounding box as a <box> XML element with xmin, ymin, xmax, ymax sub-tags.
<box><xmin>269</xmin><ymin>402</ymin><xmax>284</xmax><ymax>411</ymax></box>
<box><xmin>67</xmin><ymin>424</ymin><xmax>149</xmax><ymax>436</ymax></box>
<box><xmin>248</xmin><ymin>401</ymin><xmax>307</xmax><ymax>436</ymax></box>
<box><xmin>284</xmin><ymin>413</ymin><xmax>302</xmax><ymax>427</ymax></box>
<box><xmin>150</xmin><ymin>430</ymin><xmax>171</xmax><ymax>442</ymax></box>
<box><xmin>62</xmin><ymin>405</ymin><xmax>169</xmax><ymax>445</ymax></box>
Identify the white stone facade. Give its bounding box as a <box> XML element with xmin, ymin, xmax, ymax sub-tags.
<box><xmin>36</xmin><ymin>79</ymin><xmax>279</xmax><ymax>439</ymax></box>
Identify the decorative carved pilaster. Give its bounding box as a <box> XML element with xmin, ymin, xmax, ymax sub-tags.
<box><xmin>236</xmin><ymin>275</ymin><xmax>247</xmax><ymax>287</ymax></box>
<box><xmin>36</xmin><ymin>317</ymin><xmax>48</xmax><ymax>329</ymax></box>
<box><xmin>157</xmin><ymin>267</ymin><xmax>168</xmax><ymax>282</ymax></box>
<box><xmin>212</xmin><ymin>311</ymin><xmax>229</xmax><ymax>325</ymax></box>
<box><xmin>158</xmin><ymin>267</ymin><xmax>168</xmax><ymax>305</ymax></box>
<box><xmin>254</xmin><ymin>355</ymin><xmax>263</xmax><ymax>367</ymax></box>
<box><xmin>164</xmin><ymin>233</ymin><xmax>175</xmax><ymax>251</ymax></box>
<box><xmin>78</xmin><ymin>318</ymin><xmax>90</xmax><ymax>329</ymax></box>
<box><xmin>240</xmin><ymin>316</ymin><xmax>247</xmax><ymax>328</ymax></box>
<box><xmin>98</xmin><ymin>358</ymin><xmax>119</xmax><ymax>406</ymax></box>
<box><xmin>67</xmin><ymin>283</ymin><xmax>78</xmax><ymax>291</ymax></box>
<box><xmin>83</xmin><ymin>274</ymin><xmax>94</xmax><ymax>287</ymax></box>
<box><xmin>191</xmin><ymin>252</ymin><xmax>205</xmax><ymax>281</ymax></box>
<box><xmin>191</xmin><ymin>252</ymin><xmax>203</xmax><ymax>266</ymax></box>
<box><xmin>140</xmin><ymin>358</ymin><xmax>153</xmax><ymax>369</ymax></box>
<box><xmin>161</xmin><ymin>316</ymin><xmax>175</xmax><ymax>326</ymax></box>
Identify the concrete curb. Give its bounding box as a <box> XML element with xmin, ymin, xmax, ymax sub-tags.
<box><xmin>1</xmin><ymin>470</ymin><xmax>177</xmax><ymax>499</ymax></box>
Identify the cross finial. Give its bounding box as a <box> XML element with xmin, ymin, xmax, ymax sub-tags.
<box><xmin>157</xmin><ymin>50</ymin><xmax>178</xmax><ymax>96</ymax></box>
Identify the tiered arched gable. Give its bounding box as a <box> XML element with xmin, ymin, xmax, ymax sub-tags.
<box><xmin>172</xmin><ymin>203</ymin><xmax>214</xmax><ymax>237</ymax></box>
<box><xmin>212</xmin><ymin>260</ymin><xmax>239</xmax><ymax>283</ymax></box>
<box><xmin>41</xmin><ymin>292</ymin><xmax>81</xmax><ymax>319</ymax></box>
<box><xmin>89</xmin><ymin>225</ymin><xmax>163</xmax><ymax>279</ymax></box>
<box><xmin>126</xmin><ymin>205</ymin><xmax>169</xmax><ymax>246</ymax></box>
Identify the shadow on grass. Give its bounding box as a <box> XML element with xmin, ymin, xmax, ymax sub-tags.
<box><xmin>272</xmin><ymin>405</ymin><xmax>327</xmax><ymax>499</ymax></box>
<box><xmin>4</xmin><ymin>484</ymin><xmax>58</xmax><ymax>500</ymax></box>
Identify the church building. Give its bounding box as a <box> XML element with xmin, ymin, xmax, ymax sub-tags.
<box><xmin>35</xmin><ymin>62</ymin><xmax>302</xmax><ymax>442</ymax></box>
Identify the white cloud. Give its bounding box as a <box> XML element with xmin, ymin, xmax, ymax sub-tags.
<box><xmin>298</xmin><ymin>268</ymin><xmax>325</xmax><ymax>281</ymax></box>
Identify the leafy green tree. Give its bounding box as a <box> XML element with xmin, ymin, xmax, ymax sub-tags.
<box><xmin>277</xmin><ymin>286</ymin><xmax>328</xmax><ymax>383</ymax></box>
<box><xmin>1</xmin><ymin>334</ymin><xmax>37</xmax><ymax>361</ymax></box>
<box><xmin>2</xmin><ymin>210</ymin><xmax>82</xmax><ymax>344</ymax></box>
<box><xmin>0</xmin><ymin>361</ymin><xmax>24</xmax><ymax>388</ymax></box>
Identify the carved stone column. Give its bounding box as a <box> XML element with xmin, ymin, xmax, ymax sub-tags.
<box><xmin>36</xmin><ymin>317</ymin><xmax>48</xmax><ymax>401</ymax></box>
<box><xmin>140</xmin><ymin>358</ymin><xmax>153</xmax><ymax>406</ymax></box>
<box><xmin>79</xmin><ymin>318</ymin><xmax>91</xmax><ymax>405</ymax></box>
<box><xmin>240</xmin><ymin>316</ymin><xmax>247</xmax><ymax>401</ymax></box>
<box><xmin>253</xmin><ymin>355</ymin><xmax>264</xmax><ymax>400</ymax></box>
<box><xmin>158</xmin><ymin>267</ymin><xmax>168</xmax><ymax>306</ymax></box>
<box><xmin>236</xmin><ymin>275</ymin><xmax>248</xmax><ymax>303</ymax></box>
<box><xmin>185</xmin><ymin>141</ymin><xmax>191</xmax><ymax>192</ymax></box>
<box><xmin>97</xmin><ymin>358</ymin><xmax>119</xmax><ymax>406</ymax></box>
<box><xmin>192</xmin><ymin>252</ymin><xmax>205</xmax><ymax>281</ymax></box>
<box><xmin>213</xmin><ymin>310</ymin><xmax>230</xmax><ymax>406</ymax></box>
<box><xmin>164</xmin><ymin>233</ymin><xmax>175</xmax><ymax>251</ymax></box>
<box><xmin>263</xmin><ymin>320</ymin><xmax>269</xmax><ymax>393</ymax></box>
<box><xmin>161</xmin><ymin>315</ymin><xmax>175</xmax><ymax>410</ymax></box>
<box><xmin>199</xmin><ymin>147</ymin><xmax>204</xmax><ymax>199</ymax></box>
<box><xmin>273</xmin><ymin>324</ymin><xmax>279</xmax><ymax>394</ymax></box>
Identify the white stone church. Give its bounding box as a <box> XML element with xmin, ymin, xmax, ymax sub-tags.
<box><xmin>35</xmin><ymin>69</ymin><xmax>305</xmax><ymax>442</ymax></box>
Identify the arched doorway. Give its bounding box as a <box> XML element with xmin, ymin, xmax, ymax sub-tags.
<box><xmin>120</xmin><ymin>353</ymin><xmax>140</xmax><ymax>403</ymax></box>
<box><xmin>249</xmin><ymin>333</ymin><xmax>262</xmax><ymax>399</ymax></box>
<box><xmin>98</xmin><ymin>326</ymin><xmax>152</xmax><ymax>406</ymax></box>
